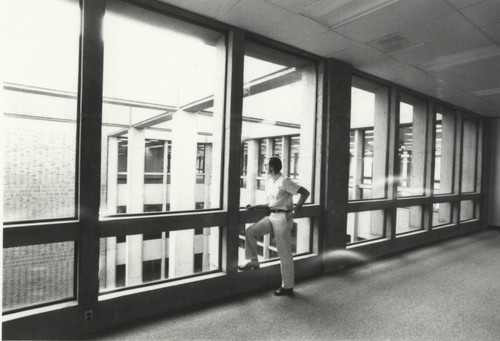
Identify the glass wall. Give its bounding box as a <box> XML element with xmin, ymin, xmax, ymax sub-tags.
<box><xmin>349</xmin><ymin>78</ymin><xmax>389</xmax><ymax>201</ymax></box>
<box><xmin>100</xmin><ymin>0</ymin><xmax>225</xmax><ymax>216</ymax></box>
<box><xmin>398</xmin><ymin>94</ymin><xmax>427</xmax><ymax>197</ymax></box>
<box><xmin>434</xmin><ymin>106</ymin><xmax>456</xmax><ymax>195</ymax></box>
<box><xmin>3</xmin><ymin>242</ymin><xmax>75</xmax><ymax>312</ymax></box>
<box><xmin>99</xmin><ymin>227</ymin><xmax>220</xmax><ymax>291</ymax></box>
<box><xmin>461</xmin><ymin>117</ymin><xmax>479</xmax><ymax>193</ymax></box>
<box><xmin>238</xmin><ymin>41</ymin><xmax>317</xmax><ymax>265</ymax></box>
<box><xmin>3</xmin><ymin>0</ymin><xmax>80</xmax><ymax>222</ymax></box>
<box><xmin>96</xmin><ymin>0</ymin><xmax>226</xmax><ymax>293</ymax></box>
<box><xmin>432</xmin><ymin>202</ymin><xmax>453</xmax><ymax>227</ymax></box>
<box><xmin>2</xmin><ymin>0</ymin><xmax>80</xmax><ymax>313</ymax></box>
<box><xmin>346</xmin><ymin>210</ymin><xmax>385</xmax><ymax>244</ymax></box>
<box><xmin>396</xmin><ymin>206</ymin><xmax>424</xmax><ymax>234</ymax></box>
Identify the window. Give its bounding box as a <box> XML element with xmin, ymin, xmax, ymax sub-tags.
<box><xmin>432</xmin><ymin>202</ymin><xmax>453</xmax><ymax>227</ymax></box>
<box><xmin>461</xmin><ymin>117</ymin><xmax>479</xmax><ymax>193</ymax></box>
<box><xmin>396</xmin><ymin>206</ymin><xmax>424</xmax><ymax>234</ymax></box>
<box><xmin>346</xmin><ymin>210</ymin><xmax>386</xmax><ymax>244</ymax></box>
<box><xmin>3</xmin><ymin>0</ymin><xmax>80</xmax><ymax>222</ymax></box>
<box><xmin>460</xmin><ymin>200</ymin><xmax>477</xmax><ymax>221</ymax></box>
<box><xmin>239</xmin><ymin>41</ymin><xmax>316</xmax><ymax>206</ymax></box>
<box><xmin>100</xmin><ymin>0</ymin><xmax>225</xmax><ymax>215</ymax></box>
<box><xmin>349</xmin><ymin>78</ymin><xmax>389</xmax><ymax>200</ymax></box>
<box><xmin>398</xmin><ymin>94</ymin><xmax>427</xmax><ymax>197</ymax></box>
<box><xmin>99</xmin><ymin>227</ymin><xmax>220</xmax><ymax>291</ymax></box>
<box><xmin>238</xmin><ymin>41</ymin><xmax>317</xmax><ymax>266</ymax></box>
<box><xmin>434</xmin><ymin>107</ymin><xmax>456</xmax><ymax>194</ymax></box>
<box><xmin>3</xmin><ymin>242</ymin><xmax>75</xmax><ymax>312</ymax></box>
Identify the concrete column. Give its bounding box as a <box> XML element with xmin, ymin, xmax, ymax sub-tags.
<box><xmin>104</xmin><ymin>137</ymin><xmax>119</xmax><ymax>288</ymax></box>
<box><xmin>439</xmin><ymin>112</ymin><xmax>455</xmax><ymax>194</ymax></box>
<box><xmin>125</xmin><ymin>127</ymin><xmax>145</xmax><ymax>286</ymax></box>
<box><xmin>351</xmin><ymin>129</ymin><xmax>363</xmax><ymax>200</ymax></box>
<box><xmin>162</xmin><ymin>140</ymin><xmax>169</xmax><ymax>211</ymax></box>
<box><xmin>372</xmin><ymin>86</ymin><xmax>389</xmax><ymax>198</ymax></box>
<box><xmin>409</xmin><ymin>101</ymin><xmax>426</xmax><ymax>228</ymax></box>
<box><xmin>105</xmin><ymin>237</ymin><xmax>117</xmax><ymax>289</ymax></box>
<box><xmin>204</xmin><ymin>143</ymin><xmax>213</xmax><ymax>208</ymax></box>
<box><xmin>160</xmin><ymin>232</ymin><xmax>166</xmax><ymax>279</ymax></box>
<box><xmin>106</xmin><ymin>136</ymin><xmax>119</xmax><ymax>215</ymax></box>
<box><xmin>462</xmin><ymin>119</ymin><xmax>477</xmax><ymax>193</ymax></box>
<box><xmin>295</xmin><ymin>64</ymin><xmax>316</xmax><ymax>254</ymax></box>
<box><xmin>295</xmin><ymin>220</ymin><xmax>310</xmax><ymax>253</ymax></box>
<box><xmin>282</xmin><ymin>136</ymin><xmax>290</xmax><ymax>177</ymax></box>
<box><xmin>169</xmin><ymin>110</ymin><xmax>197</xmax><ymax>277</ymax></box>
<box><xmin>263</xmin><ymin>138</ymin><xmax>274</xmax><ymax>259</ymax></box>
<box><xmin>246</xmin><ymin>139</ymin><xmax>259</xmax><ymax>205</ymax></box>
<box><xmin>298</xmin><ymin>63</ymin><xmax>315</xmax><ymax>193</ymax></box>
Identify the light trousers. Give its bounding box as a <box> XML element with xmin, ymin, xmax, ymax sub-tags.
<box><xmin>244</xmin><ymin>212</ymin><xmax>294</xmax><ymax>288</ymax></box>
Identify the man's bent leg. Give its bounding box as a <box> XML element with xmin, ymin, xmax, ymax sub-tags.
<box><xmin>244</xmin><ymin>217</ymin><xmax>272</xmax><ymax>261</ymax></box>
<box><xmin>271</xmin><ymin>213</ymin><xmax>294</xmax><ymax>289</ymax></box>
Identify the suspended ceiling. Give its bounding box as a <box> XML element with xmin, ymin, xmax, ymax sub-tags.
<box><xmin>159</xmin><ymin>0</ymin><xmax>500</xmax><ymax>117</ymax></box>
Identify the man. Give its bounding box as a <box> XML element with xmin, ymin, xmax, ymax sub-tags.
<box><xmin>239</xmin><ymin>156</ymin><xmax>310</xmax><ymax>297</ymax></box>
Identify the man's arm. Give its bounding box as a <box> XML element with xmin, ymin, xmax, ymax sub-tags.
<box><xmin>292</xmin><ymin>187</ymin><xmax>310</xmax><ymax>215</ymax></box>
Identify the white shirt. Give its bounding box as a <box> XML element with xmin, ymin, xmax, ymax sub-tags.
<box><xmin>266</xmin><ymin>173</ymin><xmax>301</xmax><ymax>210</ymax></box>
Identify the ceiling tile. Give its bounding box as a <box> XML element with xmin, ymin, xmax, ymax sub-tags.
<box><xmin>217</xmin><ymin>0</ymin><xmax>328</xmax><ymax>47</ymax></box>
<box><xmin>159</xmin><ymin>0</ymin><xmax>241</xmax><ymax>19</ymax></box>
<box><xmin>412</xmin><ymin>31</ymin><xmax>493</xmax><ymax>71</ymax></box>
<box><xmin>460</xmin><ymin>0</ymin><xmax>500</xmax><ymax>27</ymax></box>
<box><xmin>401</xmin><ymin>11</ymin><xmax>477</xmax><ymax>43</ymax></box>
<box><xmin>388</xmin><ymin>44</ymin><xmax>434</xmax><ymax>64</ymax></box>
<box><xmin>444</xmin><ymin>0</ymin><xmax>485</xmax><ymax>9</ymax></box>
<box><xmin>295</xmin><ymin>30</ymin><xmax>354</xmax><ymax>56</ymax></box>
<box><xmin>266</xmin><ymin>0</ymin><xmax>320</xmax><ymax>14</ymax></box>
<box><xmin>329</xmin><ymin>42</ymin><xmax>389</xmax><ymax>68</ymax></box>
<box><xmin>333</xmin><ymin>0</ymin><xmax>454</xmax><ymax>42</ymax></box>
<box><xmin>482</xmin><ymin>22</ymin><xmax>500</xmax><ymax>42</ymax></box>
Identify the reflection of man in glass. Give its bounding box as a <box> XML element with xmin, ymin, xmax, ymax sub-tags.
<box><xmin>239</xmin><ymin>157</ymin><xmax>310</xmax><ymax>296</ymax></box>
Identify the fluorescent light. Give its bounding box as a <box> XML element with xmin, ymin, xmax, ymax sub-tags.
<box><xmin>301</xmin><ymin>0</ymin><xmax>400</xmax><ymax>29</ymax></box>
<box><xmin>473</xmin><ymin>87</ymin><xmax>500</xmax><ymax>96</ymax></box>
<box><xmin>422</xmin><ymin>45</ymin><xmax>500</xmax><ymax>71</ymax></box>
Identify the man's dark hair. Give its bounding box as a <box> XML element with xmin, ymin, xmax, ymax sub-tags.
<box><xmin>268</xmin><ymin>156</ymin><xmax>282</xmax><ymax>173</ymax></box>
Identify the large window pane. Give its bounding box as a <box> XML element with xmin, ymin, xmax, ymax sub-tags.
<box><xmin>460</xmin><ymin>200</ymin><xmax>477</xmax><ymax>221</ymax></box>
<box><xmin>238</xmin><ymin>218</ymin><xmax>312</xmax><ymax>265</ymax></box>
<box><xmin>99</xmin><ymin>227</ymin><xmax>220</xmax><ymax>292</ymax></box>
<box><xmin>100</xmin><ymin>0</ymin><xmax>225</xmax><ymax>215</ymax></box>
<box><xmin>349</xmin><ymin>78</ymin><xmax>389</xmax><ymax>200</ymax></box>
<box><xmin>3</xmin><ymin>0</ymin><xmax>80</xmax><ymax>222</ymax></box>
<box><xmin>396</xmin><ymin>206</ymin><xmax>424</xmax><ymax>234</ymax></box>
<box><xmin>346</xmin><ymin>210</ymin><xmax>385</xmax><ymax>244</ymax></box>
<box><xmin>398</xmin><ymin>95</ymin><xmax>427</xmax><ymax>197</ymax></box>
<box><xmin>239</xmin><ymin>41</ymin><xmax>316</xmax><ymax>207</ymax></box>
<box><xmin>461</xmin><ymin>117</ymin><xmax>479</xmax><ymax>193</ymax></box>
<box><xmin>3</xmin><ymin>242</ymin><xmax>75</xmax><ymax>312</ymax></box>
<box><xmin>434</xmin><ymin>107</ymin><xmax>456</xmax><ymax>194</ymax></box>
<box><xmin>432</xmin><ymin>202</ymin><xmax>453</xmax><ymax>227</ymax></box>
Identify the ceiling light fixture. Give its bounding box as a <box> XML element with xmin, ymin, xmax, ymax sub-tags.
<box><xmin>301</xmin><ymin>0</ymin><xmax>400</xmax><ymax>29</ymax></box>
<box><xmin>422</xmin><ymin>45</ymin><xmax>500</xmax><ymax>71</ymax></box>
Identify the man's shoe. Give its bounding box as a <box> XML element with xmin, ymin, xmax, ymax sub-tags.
<box><xmin>238</xmin><ymin>261</ymin><xmax>260</xmax><ymax>271</ymax></box>
<box><xmin>274</xmin><ymin>287</ymin><xmax>294</xmax><ymax>296</ymax></box>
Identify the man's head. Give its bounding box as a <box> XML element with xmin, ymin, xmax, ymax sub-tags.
<box><xmin>266</xmin><ymin>156</ymin><xmax>282</xmax><ymax>175</ymax></box>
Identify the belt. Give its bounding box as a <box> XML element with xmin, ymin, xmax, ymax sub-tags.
<box><xmin>269</xmin><ymin>209</ymin><xmax>292</xmax><ymax>213</ymax></box>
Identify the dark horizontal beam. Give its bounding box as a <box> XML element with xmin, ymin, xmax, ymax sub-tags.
<box><xmin>99</xmin><ymin>211</ymin><xmax>227</xmax><ymax>237</ymax></box>
<box><xmin>3</xmin><ymin>221</ymin><xmax>80</xmax><ymax>248</ymax></box>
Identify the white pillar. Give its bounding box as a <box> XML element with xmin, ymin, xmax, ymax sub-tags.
<box><xmin>125</xmin><ymin>127</ymin><xmax>146</xmax><ymax>286</ymax></box>
<box><xmin>246</xmin><ymin>139</ymin><xmax>259</xmax><ymax>205</ymax></box>
<box><xmin>169</xmin><ymin>110</ymin><xmax>197</xmax><ymax>277</ymax></box>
